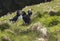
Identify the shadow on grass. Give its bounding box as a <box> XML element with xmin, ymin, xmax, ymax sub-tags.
<box><xmin>0</xmin><ymin>23</ymin><xmax>10</xmax><ymax>31</ymax></box>
<box><xmin>49</xmin><ymin>11</ymin><xmax>60</xmax><ymax>16</ymax></box>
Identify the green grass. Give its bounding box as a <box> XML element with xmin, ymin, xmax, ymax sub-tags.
<box><xmin>0</xmin><ymin>0</ymin><xmax>60</xmax><ymax>41</ymax></box>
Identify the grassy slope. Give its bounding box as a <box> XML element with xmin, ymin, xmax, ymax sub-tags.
<box><xmin>0</xmin><ymin>0</ymin><xmax>60</xmax><ymax>41</ymax></box>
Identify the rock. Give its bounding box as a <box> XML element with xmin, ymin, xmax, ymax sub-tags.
<box><xmin>30</xmin><ymin>22</ymin><xmax>43</xmax><ymax>31</ymax></box>
<box><xmin>36</xmin><ymin>37</ymin><xmax>47</xmax><ymax>41</ymax></box>
<box><xmin>40</xmin><ymin>27</ymin><xmax>47</xmax><ymax>38</ymax></box>
<box><xmin>29</xmin><ymin>22</ymin><xmax>47</xmax><ymax>38</ymax></box>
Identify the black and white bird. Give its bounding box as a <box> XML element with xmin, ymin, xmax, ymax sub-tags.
<box><xmin>22</xmin><ymin>11</ymin><xmax>31</xmax><ymax>24</ymax></box>
<box><xmin>9</xmin><ymin>10</ymin><xmax>20</xmax><ymax>22</ymax></box>
<box><xmin>28</xmin><ymin>9</ymin><xmax>32</xmax><ymax>17</ymax></box>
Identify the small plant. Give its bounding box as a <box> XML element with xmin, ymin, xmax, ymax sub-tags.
<box><xmin>56</xmin><ymin>11</ymin><xmax>60</xmax><ymax>16</ymax></box>
<box><xmin>36</xmin><ymin>11</ymin><xmax>42</xmax><ymax>18</ymax></box>
<box><xmin>49</xmin><ymin>11</ymin><xmax>56</xmax><ymax>16</ymax></box>
<box><xmin>49</xmin><ymin>11</ymin><xmax>60</xmax><ymax>16</ymax></box>
<box><xmin>48</xmin><ymin>20</ymin><xmax>60</xmax><ymax>27</ymax></box>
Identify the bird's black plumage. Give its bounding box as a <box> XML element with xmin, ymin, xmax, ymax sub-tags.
<box><xmin>9</xmin><ymin>16</ymin><xmax>18</xmax><ymax>22</ymax></box>
<box><xmin>22</xmin><ymin>11</ymin><xmax>31</xmax><ymax>24</ymax></box>
<box><xmin>9</xmin><ymin>10</ymin><xmax>20</xmax><ymax>22</ymax></box>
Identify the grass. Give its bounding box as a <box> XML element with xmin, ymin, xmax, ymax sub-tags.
<box><xmin>0</xmin><ymin>0</ymin><xmax>60</xmax><ymax>41</ymax></box>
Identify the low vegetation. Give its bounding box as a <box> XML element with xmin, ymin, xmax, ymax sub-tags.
<box><xmin>0</xmin><ymin>0</ymin><xmax>60</xmax><ymax>41</ymax></box>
